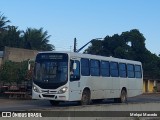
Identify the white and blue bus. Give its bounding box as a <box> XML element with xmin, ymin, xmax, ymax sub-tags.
<box><xmin>32</xmin><ymin>51</ymin><xmax>143</xmax><ymax>105</ymax></box>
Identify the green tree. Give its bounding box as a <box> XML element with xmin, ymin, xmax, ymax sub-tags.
<box><xmin>0</xmin><ymin>26</ymin><xmax>23</xmax><ymax>50</ymax></box>
<box><xmin>0</xmin><ymin>12</ymin><xmax>11</xmax><ymax>50</ymax></box>
<box><xmin>0</xmin><ymin>12</ymin><xmax>55</xmax><ymax>51</ymax></box>
<box><xmin>23</xmin><ymin>28</ymin><xmax>55</xmax><ymax>51</ymax></box>
<box><xmin>0</xmin><ymin>13</ymin><xmax>23</xmax><ymax>50</ymax></box>
<box><xmin>0</xmin><ymin>12</ymin><xmax>10</xmax><ymax>29</ymax></box>
<box><xmin>3</xmin><ymin>26</ymin><xmax>23</xmax><ymax>48</ymax></box>
<box><xmin>84</xmin><ymin>39</ymin><xmax>104</xmax><ymax>55</ymax></box>
<box><xmin>121</xmin><ymin>29</ymin><xmax>147</xmax><ymax>61</ymax></box>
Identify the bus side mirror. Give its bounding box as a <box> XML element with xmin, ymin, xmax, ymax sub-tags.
<box><xmin>73</xmin><ymin>63</ymin><xmax>77</xmax><ymax>70</ymax></box>
<box><xmin>28</xmin><ymin>59</ymin><xmax>35</xmax><ymax>70</ymax></box>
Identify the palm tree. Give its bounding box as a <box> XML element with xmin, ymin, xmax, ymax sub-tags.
<box><xmin>0</xmin><ymin>25</ymin><xmax>23</xmax><ymax>50</ymax></box>
<box><xmin>23</xmin><ymin>27</ymin><xmax>55</xmax><ymax>51</ymax></box>
<box><xmin>0</xmin><ymin>12</ymin><xmax>10</xmax><ymax>30</ymax></box>
<box><xmin>0</xmin><ymin>12</ymin><xmax>11</xmax><ymax>50</ymax></box>
<box><xmin>4</xmin><ymin>26</ymin><xmax>23</xmax><ymax>48</ymax></box>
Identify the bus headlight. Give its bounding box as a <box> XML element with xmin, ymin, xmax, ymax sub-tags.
<box><xmin>58</xmin><ymin>87</ymin><xmax>68</xmax><ymax>94</ymax></box>
<box><xmin>33</xmin><ymin>85</ymin><xmax>40</xmax><ymax>93</ymax></box>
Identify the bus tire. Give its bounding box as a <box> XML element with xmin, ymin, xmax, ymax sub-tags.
<box><xmin>81</xmin><ymin>89</ymin><xmax>91</xmax><ymax>105</ymax></box>
<box><xmin>120</xmin><ymin>89</ymin><xmax>127</xmax><ymax>103</ymax></box>
<box><xmin>49</xmin><ymin>100</ymin><xmax>60</xmax><ymax>106</ymax></box>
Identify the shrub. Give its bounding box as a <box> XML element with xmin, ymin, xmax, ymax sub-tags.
<box><xmin>0</xmin><ymin>60</ymin><xmax>29</xmax><ymax>85</ymax></box>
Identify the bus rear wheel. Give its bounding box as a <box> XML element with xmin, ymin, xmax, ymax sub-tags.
<box><xmin>120</xmin><ymin>89</ymin><xmax>127</xmax><ymax>103</ymax></box>
<box><xmin>114</xmin><ymin>89</ymin><xmax>127</xmax><ymax>103</ymax></box>
<box><xmin>49</xmin><ymin>100</ymin><xmax>60</xmax><ymax>106</ymax></box>
<box><xmin>81</xmin><ymin>89</ymin><xmax>91</xmax><ymax>105</ymax></box>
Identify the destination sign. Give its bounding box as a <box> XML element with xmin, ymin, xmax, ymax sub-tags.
<box><xmin>41</xmin><ymin>55</ymin><xmax>63</xmax><ymax>59</ymax></box>
<box><xmin>37</xmin><ymin>53</ymin><xmax>68</xmax><ymax>61</ymax></box>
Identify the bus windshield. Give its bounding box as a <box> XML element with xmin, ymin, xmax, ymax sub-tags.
<box><xmin>34</xmin><ymin>61</ymin><xmax>68</xmax><ymax>83</ymax></box>
<box><xmin>33</xmin><ymin>53</ymin><xmax>68</xmax><ymax>85</ymax></box>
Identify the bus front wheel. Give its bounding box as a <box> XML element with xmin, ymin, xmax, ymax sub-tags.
<box><xmin>81</xmin><ymin>89</ymin><xmax>91</xmax><ymax>105</ymax></box>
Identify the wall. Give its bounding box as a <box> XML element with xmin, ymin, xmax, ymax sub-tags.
<box><xmin>143</xmin><ymin>79</ymin><xmax>158</xmax><ymax>93</ymax></box>
<box><xmin>143</xmin><ymin>80</ymin><xmax>147</xmax><ymax>92</ymax></box>
<box><xmin>3</xmin><ymin>47</ymin><xmax>39</xmax><ymax>62</ymax></box>
<box><xmin>0</xmin><ymin>58</ymin><xmax>2</xmax><ymax>66</ymax></box>
<box><xmin>148</xmin><ymin>80</ymin><xmax>154</xmax><ymax>92</ymax></box>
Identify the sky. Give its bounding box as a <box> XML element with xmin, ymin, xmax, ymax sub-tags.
<box><xmin>1</xmin><ymin>0</ymin><xmax>160</xmax><ymax>54</ymax></box>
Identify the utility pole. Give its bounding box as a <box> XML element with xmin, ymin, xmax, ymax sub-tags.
<box><xmin>74</xmin><ymin>38</ymin><xmax>77</xmax><ymax>52</ymax></box>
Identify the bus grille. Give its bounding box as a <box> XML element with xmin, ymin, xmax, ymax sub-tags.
<box><xmin>42</xmin><ymin>94</ymin><xmax>55</xmax><ymax>98</ymax></box>
<box><xmin>41</xmin><ymin>90</ymin><xmax>56</xmax><ymax>93</ymax></box>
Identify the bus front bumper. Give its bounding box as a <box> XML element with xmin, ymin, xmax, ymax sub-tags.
<box><xmin>32</xmin><ymin>90</ymin><xmax>68</xmax><ymax>101</ymax></box>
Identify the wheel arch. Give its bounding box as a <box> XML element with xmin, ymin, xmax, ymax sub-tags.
<box><xmin>82</xmin><ymin>87</ymin><xmax>91</xmax><ymax>94</ymax></box>
<box><xmin>120</xmin><ymin>87</ymin><xmax>127</xmax><ymax>96</ymax></box>
<box><xmin>121</xmin><ymin>87</ymin><xmax>127</xmax><ymax>92</ymax></box>
<box><xmin>80</xmin><ymin>87</ymin><xmax>91</xmax><ymax>105</ymax></box>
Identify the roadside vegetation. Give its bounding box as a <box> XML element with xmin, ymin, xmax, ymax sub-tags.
<box><xmin>0</xmin><ymin>60</ymin><xmax>30</xmax><ymax>85</ymax></box>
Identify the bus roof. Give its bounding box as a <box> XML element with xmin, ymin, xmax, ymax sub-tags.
<box><xmin>37</xmin><ymin>51</ymin><xmax>142</xmax><ymax>65</ymax></box>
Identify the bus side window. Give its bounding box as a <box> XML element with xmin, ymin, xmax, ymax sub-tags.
<box><xmin>70</xmin><ymin>60</ymin><xmax>80</xmax><ymax>81</ymax></box>
<box><xmin>101</xmin><ymin>61</ymin><xmax>110</xmax><ymax>77</ymax></box>
<box><xmin>135</xmin><ymin>65</ymin><xmax>142</xmax><ymax>78</ymax></box>
<box><xmin>81</xmin><ymin>58</ymin><xmax>90</xmax><ymax>76</ymax></box>
<box><xmin>110</xmin><ymin>62</ymin><xmax>119</xmax><ymax>77</ymax></box>
<box><xmin>127</xmin><ymin>64</ymin><xmax>135</xmax><ymax>78</ymax></box>
<box><xmin>90</xmin><ymin>59</ymin><xmax>100</xmax><ymax>76</ymax></box>
<box><xmin>119</xmin><ymin>63</ymin><xmax>127</xmax><ymax>78</ymax></box>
